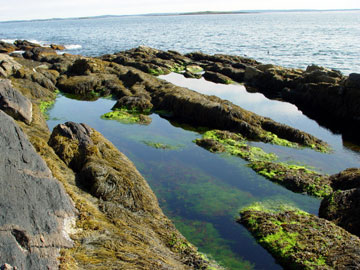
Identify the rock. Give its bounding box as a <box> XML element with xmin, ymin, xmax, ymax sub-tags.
<box><xmin>183</xmin><ymin>70</ymin><xmax>202</xmax><ymax>79</ymax></box>
<box><xmin>203</xmin><ymin>71</ymin><xmax>232</xmax><ymax>84</ymax></box>
<box><xmin>329</xmin><ymin>168</ymin><xmax>360</xmax><ymax>190</ymax></box>
<box><xmin>0</xmin><ymin>79</ymin><xmax>32</xmax><ymax>124</ymax></box>
<box><xmin>14</xmin><ymin>40</ymin><xmax>41</xmax><ymax>51</ymax></box>
<box><xmin>0</xmin><ymin>264</ymin><xmax>17</xmax><ymax>270</ymax></box>
<box><xmin>112</xmin><ymin>95</ymin><xmax>153</xmax><ymax>112</ymax></box>
<box><xmin>28</xmin><ymin>47</ymin><xmax>58</xmax><ymax>61</ymax></box>
<box><xmin>249</xmin><ymin>161</ymin><xmax>332</xmax><ymax>197</ymax></box>
<box><xmin>0</xmin><ymin>54</ymin><xmax>22</xmax><ymax>77</ymax></box>
<box><xmin>50</xmin><ymin>44</ymin><xmax>65</xmax><ymax>50</ymax></box>
<box><xmin>0</xmin><ymin>110</ymin><xmax>75</xmax><ymax>270</ymax></box>
<box><xmin>344</xmin><ymin>73</ymin><xmax>360</xmax><ymax>88</ymax></box>
<box><xmin>319</xmin><ymin>168</ymin><xmax>360</xmax><ymax>237</ymax></box>
<box><xmin>239</xmin><ymin>203</ymin><xmax>360</xmax><ymax>270</ymax></box>
<box><xmin>244</xmin><ymin>66</ymin><xmax>263</xmax><ymax>81</ymax></box>
<box><xmin>48</xmin><ymin>122</ymin><xmax>209</xmax><ymax>269</ymax></box>
<box><xmin>320</xmin><ymin>188</ymin><xmax>360</xmax><ymax>237</ymax></box>
<box><xmin>0</xmin><ymin>42</ymin><xmax>16</xmax><ymax>53</ymax></box>
<box><xmin>195</xmin><ymin>138</ymin><xmax>226</xmax><ymax>152</ymax></box>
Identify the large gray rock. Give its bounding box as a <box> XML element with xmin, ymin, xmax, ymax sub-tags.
<box><xmin>0</xmin><ymin>79</ymin><xmax>32</xmax><ymax>124</ymax></box>
<box><xmin>0</xmin><ymin>54</ymin><xmax>22</xmax><ymax>78</ymax></box>
<box><xmin>0</xmin><ymin>110</ymin><xmax>75</xmax><ymax>269</ymax></box>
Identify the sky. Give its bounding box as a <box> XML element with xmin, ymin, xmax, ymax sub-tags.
<box><xmin>0</xmin><ymin>0</ymin><xmax>359</xmax><ymax>21</ymax></box>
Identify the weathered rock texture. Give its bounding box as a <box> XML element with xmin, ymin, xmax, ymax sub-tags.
<box><xmin>319</xmin><ymin>168</ymin><xmax>360</xmax><ymax>237</ymax></box>
<box><xmin>239</xmin><ymin>205</ymin><xmax>360</xmax><ymax>270</ymax></box>
<box><xmin>48</xmin><ymin>122</ymin><xmax>209</xmax><ymax>269</ymax></box>
<box><xmin>0</xmin><ymin>110</ymin><xmax>75</xmax><ymax>270</ymax></box>
<box><xmin>0</xmin><ymin>79</ymin><xmax>32</xmax><ymax>124</ymax></box>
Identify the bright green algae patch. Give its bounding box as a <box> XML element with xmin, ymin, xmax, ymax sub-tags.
<box><xmin>195</xmin><ymin>130</ymin><xmax>277</xmax><ymax>162</ymax></box>
<box><xmin>195</xmin><ymin>130</ymin><xmax>332</xmax><ymax>198</ymax></box>
<box><xmin>101</xmin><ymin>108</ymin><xmax>152</xmax><ymax>125</ymax></box>
<box><xmin>239</xmin><ymin>202</ymin><xmax>360</xmax><ymax>270</ymax></box>
<box><xmin>249</xmin><ymin>161</ymin><xmax>332</xmax><ymax>198</ymax></box>
<box><xmin>39</xmin><ymin>100</ymin><xmax>55</xmax><ymax>119</ymax></box>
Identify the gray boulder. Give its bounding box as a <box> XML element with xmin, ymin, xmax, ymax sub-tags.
<box><xmin>0</xmin><ymin>79</ymin><xmax>32</xmax><ymax>124</ymax></box>
<box><xmin>0</xmin><ymin>110</ymin><xmax>76</xmax><ymax>270</ymax></box>
<box><xmin>0</xmin><ymin>54</ymin><xmax>22</xmax><ymax>78</ymax></box>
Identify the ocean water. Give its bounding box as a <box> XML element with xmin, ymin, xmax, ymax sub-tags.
<box><xmin>1</xmin><ymin>11</ymin><xmax>360</xmax><ymax>74</ymax></box>
<box><xmin>3</xmin><ymin>11</ymin><xmax>360</xmax><ymax>269</ymax></box>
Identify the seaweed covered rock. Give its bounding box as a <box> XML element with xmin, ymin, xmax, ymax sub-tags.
<box><xmin>112</xmin><ymin>95</ymin><xmax>153</xmax><ymax>112</ymax></box>
<box><xmin>249</xmin><ymin>161</ymin><xmax>332</xmax><ymax>197</ymax></box>
<box><xmin>0</xmin><ymin>42</ymin><xmax>17</xmax><ymax>54</ymax></box>
<box><xmin>0</xmin><ymin>79</ymin><xmax>32</xmax><ymax>124</ymax></box>
<box><xmin>102</xmin><ymin>46</ymin><xmax>189</xmax><ymax>75</ymax></box>
<box><xmin>239</xmin><ymin>203</ymin><xmax>360</xmax><ymax>270</ymax></box>
<box><xmin>0</xmin><ymin>110</ymin><xmax>75</xmax><ymax>270</ymax></box>
<box><xmin>48</xmin><ymin>122</ymin><xmax>210</xmax><ymax>269</ymax></box>
<box><xmin>203</xmin><ymin>71</ymin><xmax>233</xmax><ymax>84</ymax></box>
<box><xmin>319</xmin><ymin>168</ymin><xmax>360</xmax><ymax>237</ymax></box>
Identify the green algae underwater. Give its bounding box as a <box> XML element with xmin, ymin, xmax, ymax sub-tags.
<box><xmin>46</xmin><ymin>73</ymin><xmax>360</xmax><ymax>269</ymax></box>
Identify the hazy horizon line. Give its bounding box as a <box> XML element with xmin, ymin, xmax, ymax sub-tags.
<box><xmin>1</xmin><ymin>8</ymin><xmax>359</xmax><ymax>23</ymax></box>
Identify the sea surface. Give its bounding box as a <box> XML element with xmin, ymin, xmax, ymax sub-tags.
<box><xmin>1</xmin><ymin>10</ymin><xmax>360</xmax><ymax>74</ymax></box>
<box><xmin>2</xmin><ymin>11</ymin><xmax>360</xmax><ymax>270</ymax></box>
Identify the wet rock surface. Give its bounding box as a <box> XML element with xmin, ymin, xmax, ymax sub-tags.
<box><xmin>239</xmin><ymin>204</ymin><xmax>360</xmax><ymax>270</ymax></box>
<box><xmin>0</xmin><ymin>110</ymin><xmax>75</xmax><ymax>270</ymax></box>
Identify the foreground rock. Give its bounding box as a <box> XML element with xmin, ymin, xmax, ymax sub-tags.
<box><xmin>239</xmin><ymin>203</ymin><xmax>360</xmax><ymax>270</ymax></box>
<box><xmin>0</xmin><ymin>54</ymin><xmax>217</xmax><ymax>269</ymax></box>
<box><xmin>48</xmin><ymin>122</ymin><xmax>210</xmax><ymax>269</ymax></box>
<box><xmin>319</xmin><ymin>168</ymin><xmax>360</xmax><ymax>237</ymax></box>
<box><xmin>0</xmin><ymin>110</ymin><xmax>75</xmax><ymax>270</ymax></box>
<box><xmin>0</xmin><ymin>79</ymin><xmax>32</xmax><ymax>124</ymax></box>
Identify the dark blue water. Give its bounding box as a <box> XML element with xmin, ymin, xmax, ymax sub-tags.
<box><xmin>1</xmin><ymin>11</ymin><xmax>360</xmax><ymax>74</ymax></box>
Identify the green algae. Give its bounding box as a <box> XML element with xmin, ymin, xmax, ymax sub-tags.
<box><xmin>39</xmin><ymin>100</ymin><xmax>55</xmax><ymax>119</ymax></box>
<box><xmin>186</xmin><ymin>65</ymin><xmax>204</xmax><ymax>74</ymax></box>
<box><xmin>195</xmin><ymin>130</ymin><xmax>277</xmax><ymax>162</ymax></box>
<box><xmin>101</xmin><ymin>109</ymin><xmax>151</xmax><ymax>125</ymax></box>
<box><xmin>195</xmin><ymin>130</ymin><xmax>332</xmax><ymax>198</ymax></box>
<box><xmin>249</xmin><ymin>161</ymin><xmax>332</xmax><ymax>198</ymax></box>
<box><xmin>239</xmin><ymin>202</ymin><xmax>359</xmax><ymax>270</ymax></box>
<box><xmin>172</xmin><ymin>217</ymin><xmax>254</xmax><ymax>270</ymax></box>
<box><xmin>170</xmin><ymin>64</ymin><xmax>186</xmax><ymax>73</ymax></box>
<box><xmin>260</xmin><ymin>131</ymin><xmax>299</xmax><ymax>148</ymax></box>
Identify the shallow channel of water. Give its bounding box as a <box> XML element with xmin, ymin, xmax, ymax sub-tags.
<box><xmin>47</xmin><ymin>74</ymin><xmax>360</xmax><ymax>269</ymax></box>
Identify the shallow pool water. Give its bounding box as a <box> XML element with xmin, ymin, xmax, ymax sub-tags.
<box><xmin>47</xmin><ymin>74</ymin><xmax>360</xmax><ymax>269</ymax></box>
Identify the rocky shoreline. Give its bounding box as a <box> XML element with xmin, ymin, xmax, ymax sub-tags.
<box><xmin>1</xmin><ymin>40</ymin><xmax>360</xmax><ymax>269</ymax></box>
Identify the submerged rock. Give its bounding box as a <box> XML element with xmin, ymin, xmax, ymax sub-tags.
<box><xmin>0</xmin><ymin>79</ymin><xmax>32</xmax><ymax>124</ymax></box>
<box><xmin>0</xmin><ymin>110</ymin><xmax>75</xmax><ymax>270</ymax></box>
<box><xmin>239</xmin><ymin>203</ymin><xmax>360</xmax><ymax>270</ymax></box>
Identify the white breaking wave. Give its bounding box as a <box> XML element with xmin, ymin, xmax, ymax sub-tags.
<box><xmin>1</xmin><ymin>39</ymin><xmax>16</xmax><ymax>44</ymax></box>
<box><xmin>64</xmin><ymin>44</ymin><xmax>82</xmax><ymax>50</ymax></box>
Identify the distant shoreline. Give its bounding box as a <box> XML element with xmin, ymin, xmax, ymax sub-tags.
<box><xmin>1</xmin><ymin>9</ymin><xmax>359</xmax><ymax>23</ymax></box>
